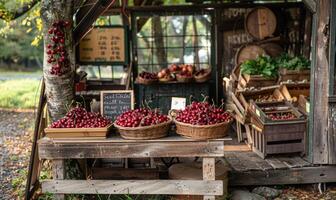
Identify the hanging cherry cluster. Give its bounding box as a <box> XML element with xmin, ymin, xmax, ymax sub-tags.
<box><xmin>47</xmin><ymin>20</ymin><xmax>70</xmax><ymax>76</ymax></box>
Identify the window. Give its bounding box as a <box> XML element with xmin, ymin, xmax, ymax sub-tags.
<box><xmin>133</xmin><ymin>13</ymin><xmax>212</xmax><ymax>73</ymax></box>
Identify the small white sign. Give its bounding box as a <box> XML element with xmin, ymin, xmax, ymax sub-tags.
<box><xmin>171</xmin><ymin>97</ymin><xmax>186</xmax><ymax>110</ymax></box>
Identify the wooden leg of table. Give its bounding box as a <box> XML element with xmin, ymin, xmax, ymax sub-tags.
<box><xmin>52</xmin><ymin>160</ymin><xmax>65</xmax><ymax>200</ymax></box>
<box><xmin>203</xmin><ymin>157</ymin><xmax>215</xmax><ymax>200</ymax></box>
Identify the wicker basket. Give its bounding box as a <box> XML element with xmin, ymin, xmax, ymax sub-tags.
<box><xmin>114</xmin><ymin>119</ymin><xmax>172</xmax><ymax>140</ymax></box>
<box><xmin>136</xmin><ymin>76</ymin><xmax>158</xmax><ymax>85</ymax></box>
<box><xmin>174</xmin><ymin>119</ymin><xmax>233</xmax><ymax>139</ymax></box>
<box><xmin>176</xmin><ymin>74</ymin><xmax>193</xmax><ymax>83</ymax></box>
<box><xmin>194</xmin><ymin>69</ymin><xmax>211</xmax><ymax>83</ymax></box>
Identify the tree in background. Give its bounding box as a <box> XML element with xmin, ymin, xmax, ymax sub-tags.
<box><xmin>0</xmin><ymin>0</ymin><xmax>43</xmax><ymax>70</ymax></box>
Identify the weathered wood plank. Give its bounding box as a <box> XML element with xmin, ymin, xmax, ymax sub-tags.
<box><xmin>311</xmin><ymin>0</ymin><xmax>331</xmax><ymax>164</ymax></box>
<box><xmin>225</xmin><ymin>152</ymin><xmax>273</xmax><ymax>172</ymax></box>
<box><xmin>276</xmin><ymin>156</ymin><xmax>311</xmax><ymax>168</ymax></box>
<box><xmin>203</xmin><ymin>158</ymin><xmax>216</xmax><ymax>200</ymax></box>
<box><xmin>229</xmin><ymin>166</ymin><xmax>336</xmax><ymax>186</ymax></box>
<box><xmin>52</xmin><ymin>160</ymin><xmax>65</xmax><ymax>200</ymax></box>
<box><xmin>42</xmin><ymin>180</ymin><xmax>223</xmax><ymax>195</ymax></box>
<box><xmin>39</xmin><ymin>135</ymin><xmax>231</xmax><ymax>143</ymax></box>
<box><xmin>265</xmin><ymin>158</ymin><xmax>288</xmax><ymax>169</ymax></box>
<box><xmin>38</xmin><ymin>140</ymin><xmax>225</xmax><ymax>159</ymax></box>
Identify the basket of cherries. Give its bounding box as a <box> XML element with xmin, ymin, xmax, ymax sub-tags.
<box><xmin>114</xmin><ymin>108</ymin><xmax>171</xmax><ymax>139</ymax></box>
<box><xmin>136</xmin><ymin>71</ymin><xmax>158</xmax><ymax>85</ymax></box>
<box><xmin>174</xmin><ymin>101</ymin><xmax>233</xmax><ymax>139</ymax></box>
<box><xmin>45</xmin><ymin>106</ymin><xmax>112</xmax><ymax>138</ymax></box>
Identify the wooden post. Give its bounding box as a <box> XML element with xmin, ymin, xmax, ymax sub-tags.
<box><xmin>52</xmin><ymin>160</ymin><xmax>65</xmax><ymax>200</ymax></box>
<box><xmin>203</xmin><ymin>158</ymin><xmax>216</xmax><ymax>200</ymax></box>
<box><xmin>310</xmin><ymin>0</ymin><xmax>332</xmax><ymax>164</ymax></box>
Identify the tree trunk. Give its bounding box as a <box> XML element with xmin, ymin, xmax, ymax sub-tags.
<box><xmin>41</xmin><ymin>0</ymin><xmax>75</xmax><ymax>122</ymax></box>
<box><xmin>153</xmin><ymin>16</ymin><xmax>166</xmax><ymax>69</ymax></box>
<box><xmin>180</xmin><ymin>17</ymin><xmax>188</xmax><ymax>63</ymax></box>
<box><xmin>192</xmin><ymin>16</ymin><xmax>200</xmax><ymax>69</ymax></box>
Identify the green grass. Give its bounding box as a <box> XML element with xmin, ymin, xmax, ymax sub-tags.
<box><xmin>0</xmin><ymin>79</ymin><xmax>41</xmax><ymax>109</ymax></box>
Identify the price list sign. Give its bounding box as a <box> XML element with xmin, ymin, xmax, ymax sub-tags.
<box><xmin>79</xmin><ymin>26</ymin><xmax>128</xmax><ymax>64</ymax></box>
<box><xmin>100</xmin><ymin>90</ymin><xmax>134</xmax><ymax>121</ymax></box>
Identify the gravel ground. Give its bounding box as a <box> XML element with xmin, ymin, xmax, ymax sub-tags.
<box><xmin>0</xmin><ymin>109</ymin><xmax>335</xmax><ymax>200</ymax></box>
<box><xmin>0</xmin><ymin>109</ymin><xmax>34</xmax><ymax>199</ymax></box>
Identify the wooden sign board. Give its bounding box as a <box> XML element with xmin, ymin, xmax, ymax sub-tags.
<box><xmin>100</xmin><ymin>90</ymin><xmax>134</xmax><ymax>121</ymax></box>
<box><xmin>79</xmin><ymin>26</ymin><xmax>128</xmax><ymax>65</ymax></box>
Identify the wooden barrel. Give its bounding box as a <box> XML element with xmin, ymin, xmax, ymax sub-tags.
<box><xmin>259</xmin><ymin>42</ymin><xmax>284</xmax><ymax>58</ymax></box>
<box><xmin>235</xmin><ymin>44</ymin><xmax>267</xmax><ymax>65</ymax></box>
<box><xmin>245</xmin><ymin>7</ymin><xmax>277</xmax><ymax>40</ymax></box>
<box><xmin>169</xmin><ymin>162</ymin><xmax>229</xmax><ymax>200</ymax></box>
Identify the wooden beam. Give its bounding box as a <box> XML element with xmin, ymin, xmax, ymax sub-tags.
<box><xmin>74</xmin><ymin>0</ymin><xmax>115</xmax><ymax>45</ymax></box>
<box><xmin>38</xmin><ymin>138</ymin><xmax>225</xmax><ymax>159</ymax></box>
<box><xmin>229</xmin><ymin>166</ymin><xmax>336</xmax><ymax>186</ymax></box>
<box><xmin>303</xmin><ymin>0</ymin><xmax>317</xmax><ymax>13</ymax></box>
<box><xmin>42</xmin><ymin>180</ymin><xmax>223</xmax><ymax>195</ymax></box>
<box><xmin>126</xmin><ymin>2</ymin><xmax>302</xmax><ymax>12</ymax></box>
<box><xmin>52</xmin><ymin>160</ymin><xmax>65</xmax><ymax>200</ymax></box>
<box><xmin>311</xmin><ymin>0</ymin><xmax>331</xmax><ymax>164</ymax></box>
<box><xmin>24</xmin><ymin>80</ymin><xmax>45</xmax><ymax>200</ymax></box>
<box><xmin>203</xmin><ymin>158</ymin><xmax>216</xmax><ymax>200</ymax></box>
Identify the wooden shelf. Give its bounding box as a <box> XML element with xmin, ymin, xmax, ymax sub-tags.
<box><xmin>38</xmin><ymin>135</ymin><xmax>230</xmax><ymax>159</ymax></box>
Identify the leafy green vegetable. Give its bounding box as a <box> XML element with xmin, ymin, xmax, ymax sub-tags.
<box><xmin>240</xmin><ymin>55</ymin><xmax>278</xmax><ymax>78</ymax></box>
<box><xmin>276</xmin><ymin>53</ymin><xmax>310</xmax><ymax>70</ymax></box>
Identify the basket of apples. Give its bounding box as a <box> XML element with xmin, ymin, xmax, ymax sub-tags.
<box><xmin>136</xmin><ymin>71</ymin><xmax>158</xmax><ymax>85</ymax></box>
<box><xmin>174</xmin><ymin>101</ymin><xmax>233</xmax><ymax>139</ymax></box>
<box><xmin>114</xmin><ymin>108</ymin><xmax>172</xmax><ymax>140</ymax></box>
<box><xmin>45</xmin><ymin>106</ymin><xmax>112</xmax><ymax>139</ymax></box>
<box><xmin>176</xmin><ymin>64</ymin><xmax>194</xmax><ymax>82</ymax></box>
<box><xmin>158</xmin><ymin>68</ymin><xmax>175</xmax><ymax>82</ymax></box>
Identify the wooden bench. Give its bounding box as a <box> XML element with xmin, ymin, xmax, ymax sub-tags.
<box><xmin>38</xmin><ymin>135</ymin><xmax>229</xmax><ymax>200</ymax></box>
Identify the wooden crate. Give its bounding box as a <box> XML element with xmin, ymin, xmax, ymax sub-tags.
<box><xmin>249</xmin><ymin>102</ymin><xmax>306</xmax><ymax>158</ymax></box>
<box><xmin>232</xmin><ymin>86</ymin><xmax>286</xmax><ymax>124</ymax></box>
<box><xmin>44</xmin><ymin>124</ymin><xmax>112</xmax><ymax>139</ymax></box>
<box><xmin>238</xmin><ymin>73</ymin><xmax>277</xmax><ymax>89</ymax></box>
<box><xmin>278</xmin><ymin>68</ymin><xmax>310</xmax><ymax>83</ymax></box>
<box><xmin>280</xmin><ymin>83</ymin><xmax>310</xmax><ymax>105</ymax></box>
<box><xmin>298</xmin><ymin>95</ymin><xmax>310</xmax><ymax>115</ymax></box>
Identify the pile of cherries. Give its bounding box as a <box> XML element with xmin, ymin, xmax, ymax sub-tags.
<box><xmin>176</xmin><ymin>101</ymin><xmax>232</xmax><ymax>125</ymax></box>
<box><xmin>139</xmin><ymin>71</ymin><xmax>158</xmax><ymax>80</ymax></box>
<box><xmin>47</xmin><ymin>20</ymin><xmax>70</xmax><ymax>76</ymax></box>
<box><xmin>50</xmin><ymin>107</ymin><xmax>111</xmax><ymax>128</ymax></box>
<box><xmin>266</xmin><ymin>112</ymin><xmax>297</xmax><ymax>121</ymax></box>
<box><xmin>115</xmin><ymin>108</ymin><xmax>169</xmax><ymax>127</ymax></box>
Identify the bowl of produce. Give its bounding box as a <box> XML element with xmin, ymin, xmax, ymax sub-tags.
<box><xmin>136</xmin><ymin>71</ymin><xmax>158</xmax><ymax>84</ymax></box>
<box><xmin>114</xmin><ymin>108</ymin><xmax>172</xmax><ymax>140</ymax></box>
<box><xmin>44</xmin><ymin>107</ymin><xmax>112</xmax><ymax>138</ymax></box>
<box><xmin>158</xmin><ymin>68</ymin><xmax>175</xmax><ymax>82</ymax></box>
<box><xmin>174</xmin><ymin>101</ymin><xmax>233</xmax><ymax>139</ymax></box>
<box><xmin>194</xmin><ymin>68</ymin><xmax>211</xmax><ymax>83</ymax></box>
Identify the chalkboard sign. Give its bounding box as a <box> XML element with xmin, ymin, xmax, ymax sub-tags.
<box><xmin>100</xmin><ymin>90</ymin><xmax>134</xmax><ymax>121</ymax></box>
<box><xmin>79</xmin><ymin>26</ymin><xmax>128</xmax><ymax>65</ymax></box>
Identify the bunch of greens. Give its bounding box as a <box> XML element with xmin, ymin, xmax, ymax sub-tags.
<box><xmin>276</xmin><ymin>54</ymin><xmax>310</xmax><ymax>70</ymax></box>
<box><xmin>240</xmin><ymin>55</ymin><xmax>278</xmax><ymax>78</ymax></box>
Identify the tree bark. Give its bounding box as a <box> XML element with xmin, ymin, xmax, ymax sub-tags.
<box><xmin>41</xmin><ymin>0</ymin><xmax>75</xmax><ymax>121</ymax></box>
<box><xmin>153</xmin><ymin>16</ymin><xmax>166</xmax><ymax>69</ymax></box>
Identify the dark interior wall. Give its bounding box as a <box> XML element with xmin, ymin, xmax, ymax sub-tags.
<box><xmin>216</xmin><ymin>5</ymin><xmax>306</xmax><ymax>77</ymax></box>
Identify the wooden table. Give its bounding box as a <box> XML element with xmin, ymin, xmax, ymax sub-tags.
<box><xmin>38</xmin><ymin>135</ymin><xmax>228</xmax><ymax>200</ymax></box>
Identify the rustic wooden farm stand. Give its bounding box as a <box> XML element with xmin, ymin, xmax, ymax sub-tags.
<box><xmin>25</xmin><ymin>0</ymin><xmax>336</xmax><ymax>199</ymax></box>
<box><xmin>38</xmin><ymin>136</ymin><xmax>228</xmax><ymax>199</ymax></box>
